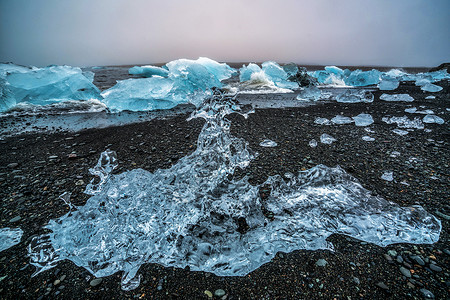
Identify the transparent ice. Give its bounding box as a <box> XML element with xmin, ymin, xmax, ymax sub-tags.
<box><xmin>29</xmin><ymin>92</ymin><xmax>441</xmax><ymax>291</ymax></box>
<box><xmin>296</xmin><ymin>86</ymin><xmax>321</xmax><ymax>101</ymax></box>
<box><xmin>314</xmin><ymin>117</ymin><xmax>331</xmax><ymax>125</ymax></box>
<box><xmin>308</xmin><ymin>139</ymin><xmax>318</xmax><ymax>148</ymax></box>
<box><xmin>352</xmin><ymin>114</ymin><xmax>374</xmax><ymax>127</ymax></box>
<box><xmin>380</xmin><ymin>94</ymin><xmax>414</xmax><ymax>102</ymax></box>
<box><xmin>362</xmin><ymin>136</ymin><xmax>375</xmax><ymax>141</ymax></box>
<box><xmin>382</xmin><ymin>116</ymin><xmax>424</xmax><ymax>129</ymax></box>
<box><xmin>378</xmin><ymin>75</ymin><xmax>399</xmax><ymax>91</ymax></box>
<box><xmin>336</xmin><ymin>89</ymin><xmax>374</xmax><ymax>103</ymax></box>
<box><xmin>392</xmin><ymin>129</ymin><xmax>409</xmax><ymax>136</ymax></box>
<box><xmin>0</xmin><ymin>78</ymin><xmax>16</xmax><ymax>112</ymax></box>
<box><xmin>320</xmin><ymin>133</ymin><xmax>336</xmax><ymax>144</ymax></box>
<box><xmin>344</xmin><ymin>69</ymin><xmax>381</xmax><ymax>87</ymax></box>
<box><xmin>404</xmin><ymin>107</ymin><xmax>417</xmax><ymax>114</ymax></box>
<box><xmin>259</xmin><ymin>139</ymin><xmax>278</xmax><ymax>147</ymax></box>
<box><xmin>423</xmin><ymin>115</ymin><xmax>444</xmax><ymax>125</ymax></box>
<box><xmin>129</xmin><ymin>65</ymin><xmax>169</xmax><ymax>78</ymax></box>
<box><xmin>239</xmin><ymin>63</ymin><xmax>262</xmax><ymax>82</ymax></box>
<box><xmin>381</xmin><ymin>171</ymin><xmax>394</xmax><ymax>182</ymax></box>
<box><xmin>239</xmin><ymin>62</ymin><xmax>298</xmax><ymax>90</ymax></box>
<box><xmin>421</xmin><ymin>83</ymin><xmax>443</xmax><ymax>93</ymax></box>
<box><xmin>0</xmin><ymin>227</ymin><xmax>23</xmax><ymax>252</ymax></box>
<box><xmin>331</xmin><ymin>115</ymin><xmax>353</xmax><ymax>125</ymax></box>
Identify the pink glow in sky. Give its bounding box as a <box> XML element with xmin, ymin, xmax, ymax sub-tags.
<box><xmin>0</xmin><ymin>0</ymin><xmax>449</xmax><ymax>67</ymax></box>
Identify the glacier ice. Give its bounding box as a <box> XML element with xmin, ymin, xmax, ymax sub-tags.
<box><xmin>239</xmin><ymin>62</ymin><xmax>298</xmax><ymax>90</ymax></box>
<box><xmin>336</xmin><ymin>89</ymin><xmax>374</xmax><ymax>103</ymax></box>
<box><xmin>331</xmin><ymin>115</ymin><xmax>353</xmax><ymax>125</ymax></box>
<box><xmin>423</xmin><ymin>115</ymin><xmax>444</xmax><ymax>125</ymax></box>
<box><xmin>378</xmin><ymin>75</ymin><xmax>399</xmax><ymax>91</ymax></box>
<box><xmin>28</xmin><ymin>87</ymin><xmax>441</xmax><ymax>291</ymax></box>
<box><xmin>421</xmin><ymin>83</ymin><xmax>443</xmax><ymax>93</ymax></box>
<box><xmin>0</xmin><ymin>227</ymin><xmax>23</xmax><ymax>252</ymax></box>
<box><xmin>195</xmin><ymin>57</ymin><xmax>237</xmax><ymax>82</ymax></box>
<box><xmin>380</xmin><ymin>93</ymin><xmax>414</xmax><ymax>102</ymax></box>
<box><xmin>1</xmin><ymin>65</ymin><xmax>101</xmax><ymax>112</ymax></box>
<box><xmin>259</xmin><ymin>139</ymin><xmax>278</xmax><ymax>147</ymax></box>
<box><xmin>282</xmin><ymin>63</ymin><xmax>299</xmax><ymax>77</ymax></box>
<box><xmin>129</xmin><ymin>65</ymin><xmax>169</xmax><ymax>78</ymax></box>
<box><xmin>382</xmin><ymin>116</ymin><xmax>424</xmax><ymax>129</ymax></box>
<box><xmin>0</xmin><ymin>78</ymin><xmax>16</xmax><ymax>112</ymax></box>
<box><xmin>296</xmin><ymin>86</ymin><xmax>321</xmax><ymax>101</ymax></box>
<box><xmin>239</xmin><ymin>63</ymin><xmax>262</xmax><ymax>82</ymax></box>
<box><xmin>352</xmin><ymin>113</ymin><xmax>374</xmax><ymax>127</ymax></box>
<box><xmin>320</xmin><ymin>133</ymin><xmax>336</xmax><ymax>144</ymax></box>
<box><xmin>345</xmin><ymin>69</ymin><xmax>381</xmax><ymax>87</ymax></box>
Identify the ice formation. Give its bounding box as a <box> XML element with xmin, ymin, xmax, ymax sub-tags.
<box><xmin>423</xmin><ymin>115</ymin><xmax>444</xmax><ymax>125</ymax></box>
<box><xmin>239</xmin><ymin>62</ymin><xmax>298</xmax><ymax>90</ymax></box>
<box><xmin>29</xmin><ymin>90</ymin><xmax>441</xmax><ymax>291</ymax></box>
<box><xmin>102</xmin><ymin>58</ymin><xmax>235</xmax><ymax>111</ymax></box>
<box><xmin>0</xmin><ymin>65</ymin><xmax>101</xmax><ymax>112</ymax></box>
<box><xmin>380</xmin><ymin>94</ymin><xmax>414</xmax><ymax>102</ymax></box>
<box><xmin>296</xmin><ymin>86</ymin><xmax>321</xmax><ymax>101</ymax></box>
<box><xmin>0</xmin><ymin>227</ymin><xmax>23</xmax><ymax>252</ymax></box>
<box><xmin>382</xmin><ymin>116</ymin><xmax>424</xmax><ymax>129</ymax></box>
<box><xmin>421</xmin><ymin>83</ymin><xmax>443</xmax><ymax>93</ymax></box>
<box><xmin>336</xmin><ymin>89</ymin><xmax>374</xmax><ymax>103</ymax></box>
<box><xmin>352</xmin><ymin>113</ymin><xmax>374</xmax><ymax>127</ymax></box>
<box><xmin>331</xmin><ymin>115</ymin><xmax>353</xmax><ymax>125</ymax></box>
<box><xmin>129</xmin><ymin>65</ymin><xmax>169</xmax><ymax>78</ymax></box>
<box><xmin>259</xmin><ymin>139</ymin><xmax>278</xmax><ymax>147</ymax></box>
<box><xmin>320</xmin><ymin>133</ymin><xmax>336</xmax><ymax>144</ymax></box>
<box><xmin>378</xmin><ymin>75</ymin><xmax>399</xmax><ymax>91</ymax></box>
<box><xmin>345</xmin><ymin>69</ymin><xmax>381</xmax><ymax>87</ymax></box>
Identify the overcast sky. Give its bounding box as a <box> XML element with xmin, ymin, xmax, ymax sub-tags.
<box><xmin>0</xmin><ymin>0</ymin><xmax>449</xmax><ymax>67</ymax></box>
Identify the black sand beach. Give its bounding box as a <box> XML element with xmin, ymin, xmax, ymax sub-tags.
<box><xmin>0</xmin><ymin>74</ymin><xmax>448</xmax><ymax>299</ymax></box>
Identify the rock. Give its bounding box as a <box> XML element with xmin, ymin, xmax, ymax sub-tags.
<box><xmin>204</xmin><ymin>290</ymin><xmax>213</xmax><ymax>298</ymax></box>
<box><xmin>315</xmin><ymin>259</ymin><xmax>328</xmax><ymax>267</ymax></box>
<box><xmin>53</xmin><ymin>279</ymin><xmax>61</xmax><ymax>286</ymax></box>
<box><xmin>68</xmin><ymin>153</ymin><xmax>77</xmax><ymax>159</ymax></box>
<box><xmin>419</xmin><ymin>288</ymin><xmax>435</xmax><ymax>299</ymax></box>
<box><xmin>9</xmin><ymin>216</ymin><xmax>21</xmax><ymax>223</ymax></box>
<box><xmin>89</xmin><ymin>278</ymin><xmax>102</xmax><ymax>287</ymax></box>
<box><xmin>214</xmin><ymin>289</ymin><xmax>226</xmax><ymax>297</ymax></box>
<box><xmin>400</xmin><ymin>267</ymin><xmax>412</xmax><ymax>278</ymax></box>
<box><xmin>376</xmin><ymin>282</ymin><xmax>389</xmax><ymax>290</ymax></box>
<box><xmin>387</xmin><ymin>250</ymin><xmax>397</xmax><ymax>257</ymax></box>
<box><xmin>396</xmin><ymin>255</ymin><xmax>404</xmax><ymax>263</ymax></box>
<box><xmin>412</xmin><ymin>255</ymin><xmax>425</xmax><ymax>266</ymax></box>
<box><xmin>48</xmin><ymin>155</ymin><xmax>58</xmax><ymax>159</ymax></box>
<box><xmin>7</xmin><ymin>163</ymin><xmax>19</xmax><ymax>168</ymax></box>
<box><xmin>429</xmin><ymin>264</ymin><xmax>442</xmax><ymax>272</ymax></box>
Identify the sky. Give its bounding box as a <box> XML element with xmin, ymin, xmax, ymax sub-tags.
<box><xmin>0</xmin><ymin>0</ymin><xmax>449</xmax><ymax>67</ymax></box>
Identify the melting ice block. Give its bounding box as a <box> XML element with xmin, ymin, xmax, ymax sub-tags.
<box><xmin>296</xmin><ymin>86</ymin><xmax>321</xmax><ymax>101</ymax></box>
<box><xmin>382</xmin><ymin>116</ymin><xmax>424</xmax><ymax>129</ymax></box>
<box><xmin>0</xmin><ymin>78</ymin><xmax>16</xmax><ymax>112</ymax></box>
<box><xmin>345</xmin><ymin>69</ymin><xmax>381</xmax><ymax>87</ymax></box>
<box><xmin>421</xmin><ymin>83</ymin><xmax>443</xmax><ymax>93</ymax></box>
<box><xmin>352</xmin><ymin>113</ymin><xmax>374</xmax><ymax>127</ymax></box>
<box><xmin>239</xmin><ymin>62</ymin><xmax>298</xmax><ymax>90</ymax></box>
<box><xmin>0</xmin><ymin>227</ymin><xmax>23</xmax><ymax>252</ymax></box>
<box><xmin>423</xmin><ymin>115</ymin><xmax>444</xmax><ymax>125</ymax></box>
<box><xmin>320</xmin><ymin>133</ymin><xmax>336</xmax><ymax>144</ymax></box>
<box><xmin>331</xmin><ymin>115</ymin><xmax>353</xmax><ymax>125</ymax></box>
<box><xmin>129</xmin><ymin>65</ymin><xmax>169</xmax><ymax>78</ymax></box>
<box><xmin>336</xmin><ymin>89</ymin><xmax>374</xmax><ymax>103</ymax></box>
<box><xmin>381</xmin><ymin>171</ymin><xmax>394</xmax><ymax>181</ymax></box>
<box><xmin>259</xmin><ymin>139</ymin><xmax>278</xmax><ymax>147</ymax></box>
<box><xmin>378</xmin><ymin>74</ymin><xmax>399</xmax><ymax>91</ymax></box>
<box><xmin>1</xmin><ymin>65</ymin><xmax>101</xmax><ymax>111</ymax></box>
<box><xmin>29</xmin><ymin>92</ymin><xmax>441</xmax><ymax>291</ymax></box>
<box><xmin>239</xmin><ymin>63</ymin><xmax>262</xmax><ymax>82</ymax></box>
<box><xmin>380</xmin><ymin>94</ymin><xmax>414</xmax><ymax>102</ymax></box>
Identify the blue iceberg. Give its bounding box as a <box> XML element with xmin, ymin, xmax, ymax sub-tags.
<box><xmin>239</xmin><ymin>62</ymin><xmax>298</xmax><ymax>90</ymax></box>
<box><xmin>129</xmin><ymin>65</ymin><xmax>169</xmax><ymax>78</ymax></box>
<box><xmin>345</xmin><ymin>69</ymin><xmax>381</xmax><ymax>87</ymax></box>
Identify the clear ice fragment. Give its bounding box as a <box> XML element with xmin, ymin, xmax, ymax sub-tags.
<box><xmin>331</xmin><ymin>115</ymin><xmax>353</xmax><ymax>125</ymax></box>
<box><xmin>0</xmin><ymin>227</ymin><xmax>23</xmax><ymax>252</ymax></box>
<box><xmin>382</xmin><ymin>116</ymin><xmax>424</xmax><ymax>129</ymax></box>
<box><xmin>296</xmin><ymin>86</ymin><xmax>321</xmax><ymax>101</ymax></box>
<box><xmin>381</xmin><ymin>171</ymin><xmax>394</xmax><ymax>182</ymax></box>
<box><xmin>352</xmin><ymin>114</ymin><xmax>374</xmax><ymax>127</ymax></box>
<box><xmin>380</xmin><ymin>94</ymin><xmax>414</xmax><ymax>102</ymax></box>
<box><xmin>392</xmin><ymin>129</ymin><xmax>409</xmax><ymax>136</ymax></box>
<box><xmin>259</xmin><ymin>139</ymin><xmax>278</xmax><ymax>147</ymax></box>
<box><xmin>345</xmin><ymin>69</ymin><xmax>381</xmax><ymax>87</ymax></box>
<box><xmin>362</xmin><ymin>136</ymin><xmax>375</xmax><ymax>141</ymax></box>
<box><xmin>421</xmin><ymin>83</ymin><xmax>443</xmax><ymax>93</ymax></box>
<box><xmin>314</xmin><ymin>117</ymin><xmax>331</xmax><ymax>125</ymax></box>
<box><xmin>336</xmin><ymin>89</ymin><xmax>374</xmax><ymax>103</ymax></box>
<box><xmin>423</xmin><ymin>115</ymin><xmax>444</xmax><ymax>125</ymax></box>
<box><xmin>320</xmin><ymin>133</ymin><xmax>336</xmax><ymax>144</ymax></box>
<box><xmin>404</xmin><ymin>107</ymin><xmax>417</xmax><ymax>114</ymax></box>
<box><xmin>309</xmin><ymin>139</ymin><xmax>318</xmax><ymax>148</ymax></box>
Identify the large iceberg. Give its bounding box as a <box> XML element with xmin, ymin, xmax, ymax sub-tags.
<box><xmin>239</xmin><ymin>62</ymin><xmax>298</xmax><ymax>90</ymax></box>
<box><xmin>0</xmin><ymin>65</ymin><xmax>101</xmax><ymax>112</ymax></box>
<box><xmin>30</xmin><ymin>92</ymin><xmax>441</xmax><ymax>290</ymax></box>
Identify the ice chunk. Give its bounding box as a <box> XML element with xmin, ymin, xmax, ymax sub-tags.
<box><xmin>282</xmin><ymin>63</ymin><xmax>299</xmax><ymax>77</ymax></box>
<box><xmin>29</xmin><ymin>92</ymin><xmax>441</xmax><ymax>290</ymax></box>
<box><xmin>0</xmin><ymin>78</ymin><xmax>16</xmax><ymax>112</ymax></box>
<box><xmin>421</xmin><ymin>83</ymin><xmax>443</xmax><ymax>93</ymax></box>
<box><xmin>378</xmin><ymin>75</ymin><xmax>399</xmax><ymax>91</ymax></box>
<box><xmin>352</xmin><ymin>113</ymin><xmax>374</xmax><ymax>127</ymax></box>
<box><xmin>331</xmin><ymin>115</ymin><xmax>353</xmax><ymax>125</ymax></box>
<box><xmin>239</xmin><ymin>63</ymin><xmax>262</xmax><ymax>82</ymax></box>
<box><xmin>415</xmin><ymin>109</ymin><xmax>434</xmax><ymax>115</ymax></box>
<box><xmin>261</xmin><ymin>61</ymin><xmax>298</xmax><ymax>89</ymax></box>
<box><xmin>129</xmin><ymin>65</ymin><xmax>169</xmax><ymax>78</ymax></box>
<box><xmin>382</xmin><ymin>116</ymin><xmax>424</xmax><ymax>129</ymax></box>
<box><xmin>405</xmin><ymin>107</ymin><xmax>417</xmax><ymax>113</ymax></box>
<box><xmin>320</xmin><ymin>133</ymin><xmax>336</xmax><ymax>144</ymax></box>
<box><xmin>392</xmin><ymin>129</ymin><xmax>409</xmax><ymax>136</ymax></box>
<box><xmin>381</xmin><ymin>171</ymin><xmax>394</xmax><ymax>181</ymax></box>
<box><xmin>415</xmin><ymin>78</ymin><xmax>430</xmax><ymax>87</ymax></box>
<box><xmin>0</xmin><ymin>228</ymin><xmax>23</xmax><ymax>252</ymax></box>
<box><xmin>3</xmin><ymin>65</ymin><xmax>101</xmax><ymax>110</ymax></box>
<box><xmin>362</xmin><ymin>136</ymin><xmax>375</xmax><ymax>141</ymax></box>
<box><xmin>314</xmin><ymin>117</ymin><xmax>331</xmax><ymax>125</ymax></box>
<box><xmin>311</xmin><ymin>67</ymin><xmax>346</xmax><ymax>86</ymax></box>
<box><xmin>309</xmin><ymin>139</ymin><xmax>318</xmax><ymax>148</ymax></box>
<box><xmin>259</xmin><ymin>139</ymin><xmax>277</xmax><ymax>147</ymax></box>
<box><xmin>195</xmin><ymin>57</ymin><xmax>237</xmax><ymax>82</ymax></box>
<box><xmin>345</xmin><ymin>69</ymin><xmax>381</xmax><ymax>86</ymax></box>
<box><xmin>336</xmin><ymin>89</ymin><xmax>374</xmax><ymax>103</ymax></box>
<box><xmin>0</xmin><ymin>63</ymin><xmax>34</xmax><ymax>76</ymax></box>
<box><xmin>390</xmin><ymin>151</ymin><xmax>401</xmax><ymax>158</ymax></box>
<box><xmin>423</xmin><ymin>115</ymin><xmax>444</xmax><ymax>124</ymax></box>
<box><xmin>296</xmin><ymin>86</ymin><xmax>321</xmax><ymax>101</ymax></box>
<box><xmin>380</xmin><ymin>93</ymin><xmax>414</xmax><ymax>102</ymax></box>
<box><xmin>425</xmin><ymin>96</ymin><xmax>436</xmax><ymax>100</ymax></box>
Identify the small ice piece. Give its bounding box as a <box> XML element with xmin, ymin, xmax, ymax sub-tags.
<box><xmin>423</xmin><ymin>115</ymin><xmax>444</xmax><ymax>125</ymax></box>
<box><xmin>314</xmin><ymin>117</ymin><xmax>331</xmax><ymax>125</ymax></box>
<box><xmin>378</xmin><ymin>77</ymin><xmax>399</xmax><ymax>91</ymax></box>
<box><xmin>0</xmin><ymin>227</ymin><xmax>23</xmax><ymax>252</ymax></box>
<box><xmin>129</xmin><ymin>65</ymin><xmax>169</xmax><ymax>78</ymax></box>
<box><xmin>390</xmin><ymin>151</ymin><xmax>401</xmax><ymax>158</ymax></box>
<box><xmin>421</xmin><ymin>83</ymin><xmax>443</xmax><ymax>93</ymax></box>
<box><xmin>296</xmin><ymin>86</ymin><xmax>321</xmax><ymax>101</ymax></box>
<box><xmin>352</xmin><ymin>113</ymin><xmax>374</xmax><ymax>127</ymax></box>
<box><xmin>331</xmin><ymin>115</ymin><xmax>353</xmax><ymax>125</ymax></box>
<box><xmin>320</xmin><ymin>133</ymin><xmax>336</xmax><ymax>144</ymax></box>
<box><xmin>393</xmin><ymin>129</ymin><xmax>409</xmax><ymax>136</ymax></box>
<box><xmin>345</xmin><ymin>69</ymin><xmax>381</xmax><ymax>86</ymax></box>
<box><xmin>382</xmin><ymin>116</ymin><xmax>424</xmax><ymax>129</ymax></box>
<box><xmin>309</xmin><ymin>139</ymin><xmax>318</xmax><ymax>148</ymax></box>
<box><xmin>336</xmin><ymin>89</ymin><xmax>374</xmax><ymax>103</ymax></box>
<box><xmin>381</xmin><ymin>171</ymin><xmax>394</xmax><ymax>181</ymax></box>
<box><xmin>362</xmin><ymin>136</ymin><xmax>375</xmax><ymax>141</ymax></box>
<box><xmin>405</xmin><ymin>107</ymin><xmax>417</xmax><ymax>113</ymax></box>
<box><xmin>425</xmin><ymin>96</ymin><xmax>436</xmax><ymax>100</ymax></box>
<box><xmin>380</xmin><ymin>94</ymin><xmax>414</xmax><ymax>102</ymax></box>
<box><xmin>415</xmin><ymin>109</ymin><xmax>434</xmax><ymax>115</ymax></box>
<box><xmin>259</xmin><ymin>139</ymin><xmax>278</xmax><ymax>147</ymax></box>
<box><xmin>364</xmin><ymin>127</ymin><xmax>375</xmax><ymax>133</ymax></box>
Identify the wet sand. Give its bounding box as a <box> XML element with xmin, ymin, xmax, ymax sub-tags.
<box><xmin>0</xmin><ymin>79</ymin><xmax>448</xmax><ymax>299</ymax></box>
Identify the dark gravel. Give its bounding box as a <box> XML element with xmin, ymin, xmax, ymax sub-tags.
<box><xmin>0</xmin><ymin>80</ymin><xmax>448</xmax><ymax>299</ymax></box>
